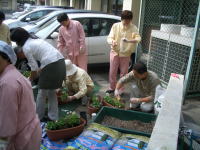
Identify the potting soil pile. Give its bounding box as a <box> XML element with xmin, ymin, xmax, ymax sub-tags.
<box><xmin>101</xmin><ymin>116</ymin><xmax>155</xmax><ymax>133</ymax></box>
<box><xmin>40</xmin><ymin>122</ymin><xmax>150</xmax><ymax>150</ymax></box>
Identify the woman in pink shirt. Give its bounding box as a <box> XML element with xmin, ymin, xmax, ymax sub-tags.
<box><xmin>0</xmin><ymin>40</ymin><xmax>41</xmax><ymax>150</ymax></box>
<box><xmin>57</xmin><ymin>13</ymin><xmax>88</xmax><ymax>71</ymax></box>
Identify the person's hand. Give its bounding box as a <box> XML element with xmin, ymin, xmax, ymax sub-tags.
<box><xmin>112</xmin><ymin>40</ymin><xmax>117</xmax><ymax>47</ymax></box>
<box><xmin>122</xmin><ymin>38</ymin><xmax>128</xmax><ymax>42</ymax></box>
<box><xmin>68</xmin><ymin>96</ymin><xmax>76</xmax><ymax>102</ymax></box>
<box><xmin>80</xmin><ymin>47</ymin><xmax>85</xmax><ymax>54</ymax></box>
<box><xmin>114</xmin><ymin>89</ymin><xmax>120</xmax><ymax>97</ymax></box>
<box><xmin>130</xmin><ymin>97</ymin><xmax>140</xmax><ymax>103</ymax></box>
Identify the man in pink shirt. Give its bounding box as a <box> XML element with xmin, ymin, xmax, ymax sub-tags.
<box><xmin>0</xmin><ymin>40</ymin><xmax>41</xmax><ymax>150</ymax></box>
<box><xmin>57</xmin><ymin>13</ymin><xmax>88</xmax><ymax>71</ymax></box>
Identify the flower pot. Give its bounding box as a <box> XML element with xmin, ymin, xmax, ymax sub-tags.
<box><xmin>87</xmin><ymin>105</ymin><xmax>99</xmax><ymax>115</ymax></box>
<box><xmin>102</xmin><ymin>100</ymin><xmax>115</xmax><ymax>108</ymax></box>
<box><xmin>46</xmin><ymin>118</ymin><xmax>86</xmax><ymax>141</ymax></box>
<box><xmin>87</xmin><ymin>95</ymin><xmax>102</xmax><ymax>115</ymax></box>
<box><xmin>56</xmin><ymin>91</ymin><xmax>68</xmax><ymax>105</ymax></box>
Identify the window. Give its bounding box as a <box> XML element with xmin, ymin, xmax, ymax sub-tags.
<box><xmin>74</xmin><ymin>18</ymin><xmax>90</xmax><ymax>37</ymax></box>
<box><xmin>22</xmin><ymin>10</ymin><xmax>53</xmax><ymax>22</ymax></box>
<box><xmin>99</xmin><ymin>18</ymin><xmax>119</xmax><ymax>36</ymax></box>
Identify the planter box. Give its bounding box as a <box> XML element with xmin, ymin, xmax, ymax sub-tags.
<box><xmin>46</xmin><ymin>118</ymin><xmax>86</xmax><ymax>141</ymax></box>
<box><xmin>93</xmin><ymin>106</ymin><xmax>157</xmax><ymax>137</ymax></box>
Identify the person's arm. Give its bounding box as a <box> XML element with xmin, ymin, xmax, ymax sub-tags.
<box><xmin>25</xmin><ymin>52</ymin><xmax>39</xmax><ymax>81</ymax></box>
<box><xmin>123</xmin><ymin>33</ymin><xmax>141</xmax><ymax>43</ymax></box>
<box><xmin>0</xmin><ymin>82</ymin><xmax>18</xmax><ymax>139</ymax></box>
<box><xmin>73</xmin><ymin>75</ymin><xmax>87</xmax><ymax>99</ymax></box>
<box><xmin>77</xmin><ymin>22</ymin><xmax>86</xmax><ymax>53</ymax></box>
<box><xmin>57</xmin><ymin>28</ymin><xmax>66</xmax><ymax>53</ymax></box>
<box><xmin>131</xmin><ymin>78</ymin><xmax>161</xmax><ymax>103</ymax></box>
<box><xmin>107</xmin><ymin>24</ymin><xmax>118</xmax><ymax>47</ymax></box>
<box><xmin>7</xmin><ymin>26</ymin><xmax>11</xmax><ymax>45</ymax></box>
<box><xmin>115</xmin><ymin>71</ymin><xmax>135</xmax><ymax>96</ymax></box>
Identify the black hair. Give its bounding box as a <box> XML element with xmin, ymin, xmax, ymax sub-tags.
<box><xmin>0</xmin><ymin>51</ymin><xmax>11</xmax><ymax>64</ymax></box>
<box><xmin>10</xmin><ymin>27</ymin><xmax>30</xmax><ymax>47</ymax></box>
<box><xmin>57</xmin><ymin>13</ymin><xmax>69</xmax><ymax>23</ymax></box>
<box><xmin>132</xmin><ymin>62</ymin><xmax>147</xmax><ymax>74</ymax></box>
<box><xmin>0</xmin><ymin>11</ymin><xmax>5</xmax><ymax>21</ymax></box>
<box><xmin>121</xmin><ymin>10</ymin><xmax>133</xmax><ymax>20</ymax></box>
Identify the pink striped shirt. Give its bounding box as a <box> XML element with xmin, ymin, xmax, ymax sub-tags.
<box><xmin>57</xmin><ymin>20</ymin><xmax>87</xmax><ymax>58</ymax></box>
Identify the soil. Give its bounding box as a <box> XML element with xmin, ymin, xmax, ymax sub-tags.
<box><xmin>101</xmin><ymin>116</ymin><xmax>155</xmax><ymax>133</ymax></box>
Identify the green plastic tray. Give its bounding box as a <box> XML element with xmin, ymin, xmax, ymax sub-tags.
<box><xmin>93</xmin><ymin>106</ymin><xmax>157</xmax><ymax>137</ymax></box>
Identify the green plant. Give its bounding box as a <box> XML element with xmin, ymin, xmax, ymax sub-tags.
<box><xmin>22</xmin><ymin>71</ymin><xmax>31</xmax><ymax>78</ymax></box>
<box><xmin>104</xmin><ymin>96</ymin><xmax>125</xmax><ymax>108</ymax></box>
<box><xmin>60</xmin><ymin>87</ymin><xmax>68</xmax><ymax>101</ymax></box>
<box><xmin>90</xmin><ymin>95</ymin><xmax>102</xmax><ymax>108</ymax></box>
<box><xmin>46</xmin><ymin>112</ymin><xmax>80</xmax><ymax>130</ymax></box>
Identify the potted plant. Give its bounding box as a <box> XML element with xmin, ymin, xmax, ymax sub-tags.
<box><xmin>22</xmin><ymin>71</ymin><xmax>31</xmax><ymax>78</ymax></box>
<box><xmin>57</xmin><ymin>87</ymin><xmax>68</xmax><ymax>105</ymax></box>
<box><xmin>87</xmin><ymin>95</ymin><xmax>102</xmax><ymax>115</ymax></box>
<box><xmin>46</xmin><ymin>112</ymin><xmax>86</xmax><ymax>141</ymax></box>
<box><xmin>103</xmin><ymin>95</ymin><xmax>125</xmax><ymax>108</ymax></box>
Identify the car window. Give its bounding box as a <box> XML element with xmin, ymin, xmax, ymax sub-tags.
<box><xmin>21</xmin><ymin>10</ymin><xmax>53</xmax><ymax>22</ymax></box>
<box><xmin>36</xmin><ymin>16</ymin><xmax>57</xmax><ymax>33</ymax></box>
<box><xmin>75</xmin><ymin>18</ymin><xmax>119</xmax><ymax>37</ymax></box>
<box><xmin>74</xmin><ymin>18</ymin><xmax>90</xmax><ymax>37</ymax></box>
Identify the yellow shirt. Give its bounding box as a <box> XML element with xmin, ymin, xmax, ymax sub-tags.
<box><xmin>65</xmin><ymin>67</ymin><xmax>94</xmax><ymax>99</ymax></box>
<box><xmin>0</xmin><ymin>23</ymin><xmax>11</xmax><ymax>45</ymax></box>
<box><xmin>107</xmin><ymin>22</ymin><xmax>141</xmax><ymax>57</ymax></box>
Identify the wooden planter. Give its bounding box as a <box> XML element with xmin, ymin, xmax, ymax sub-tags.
<box><xmin>46</xmin><ymin>118</ymin><xmax>86</xmax><ymax>141</ymax></box>
<box><xmin>87</xmin><ymin>95</ymin><xmax>102</xmax><ymax>115</ymax></box>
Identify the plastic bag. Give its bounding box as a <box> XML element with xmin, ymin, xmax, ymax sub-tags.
<box><xmin>65</xmin><ymin>123</ymin><xmax>121</xmax><ymax>150</ymax></box>
<box><xmin>0</xmin><ymin>139</ymin><xmax>8</xmax><ymax>150</ymax></box>
<box><xmin>154</xmin><ymin>85</ymin><xmax>166</xmax><ymax>115</ymax></box>
<box><xmin>112</xmin><ymin>134</ymin><xmax>149</xmax><ymax>150</ymax></box>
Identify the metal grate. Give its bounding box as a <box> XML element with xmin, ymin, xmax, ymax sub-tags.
<box><xmin>148</xmin><ymin>37</ymin><xmax>167</xmax><ymax>81</ymax></box>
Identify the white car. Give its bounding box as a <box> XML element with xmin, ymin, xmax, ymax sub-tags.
<box><xmin>4</xmin><ymin>8</ymin><xmax>63</xmax><ymax>30</ymax></box>
<box><xmin>35</xmin><ymin>13</ymin><xmax>120</xmax><ymax>64</ymax></box>
<box><xmin>22</xmin><ymin>9</ymin><xmax>101</xmax><ymax>33</ymax></box>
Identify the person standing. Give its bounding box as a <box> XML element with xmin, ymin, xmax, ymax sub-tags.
<box><xmin>106</xmin><ymin>10</ymin><xmax>141</xmax><ymax>93</ymax></box>
<box><xmin>57</xmin><ymin>13</ymin><xmax>88</xmax><ymax>71</ymax></box>
<box><xmin>11</xmin><ymin>27</ymin><xmax>66</xmax><ymax>121</ymax></box>
<box><xmin>0</xmin><ymin>40</ymin><xmax>41</xmax><ymax>150</ymax></box>
<box><xmin>0</xmin><ymin>11</ymin><xmax>11</xmax><ymax>45</ymax></box>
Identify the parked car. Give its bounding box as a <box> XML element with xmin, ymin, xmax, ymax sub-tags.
<box><xmin>4</xmin><ymin>8</ymin><xmax>63</xmax><ymax>30</ymax></box>
<box><xmin>22</xmin><ymin>9</ymin><xmax>103</xmax><ymax>33</ymax></box>
<box><xmin>12</xmin><ymin>5</ymin><xmax>38</xmax><ymax>18</ymax></box>
<box><xmin>13</xmin><ymin>13</ymin><xmax>120</xmax><ymax>70</ymax></box>
<box><xmin>35</xmin><ymin>13</ymin><xmax>121</xmax><ymax>64</ymax></box>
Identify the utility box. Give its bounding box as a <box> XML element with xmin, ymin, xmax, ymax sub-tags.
<box><xmin>148</xmin><ymin>25</ymin><xmax>200</xmax><ymax>96</ymax></box>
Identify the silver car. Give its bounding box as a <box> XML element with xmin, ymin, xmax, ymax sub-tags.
<box><xmin>35</xmin><ymin>13</ymin><xmax>120</xmax><ymax>64</ymax></box>
<box><xmin>4</xmin><ymin>8</ymin><xmax>63</xmax><ymax>30</ymax></box>
<box><xmin>22</xmin><ymin>9</ymin><xmax>103</xmax><ymax>33</ymax></box>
